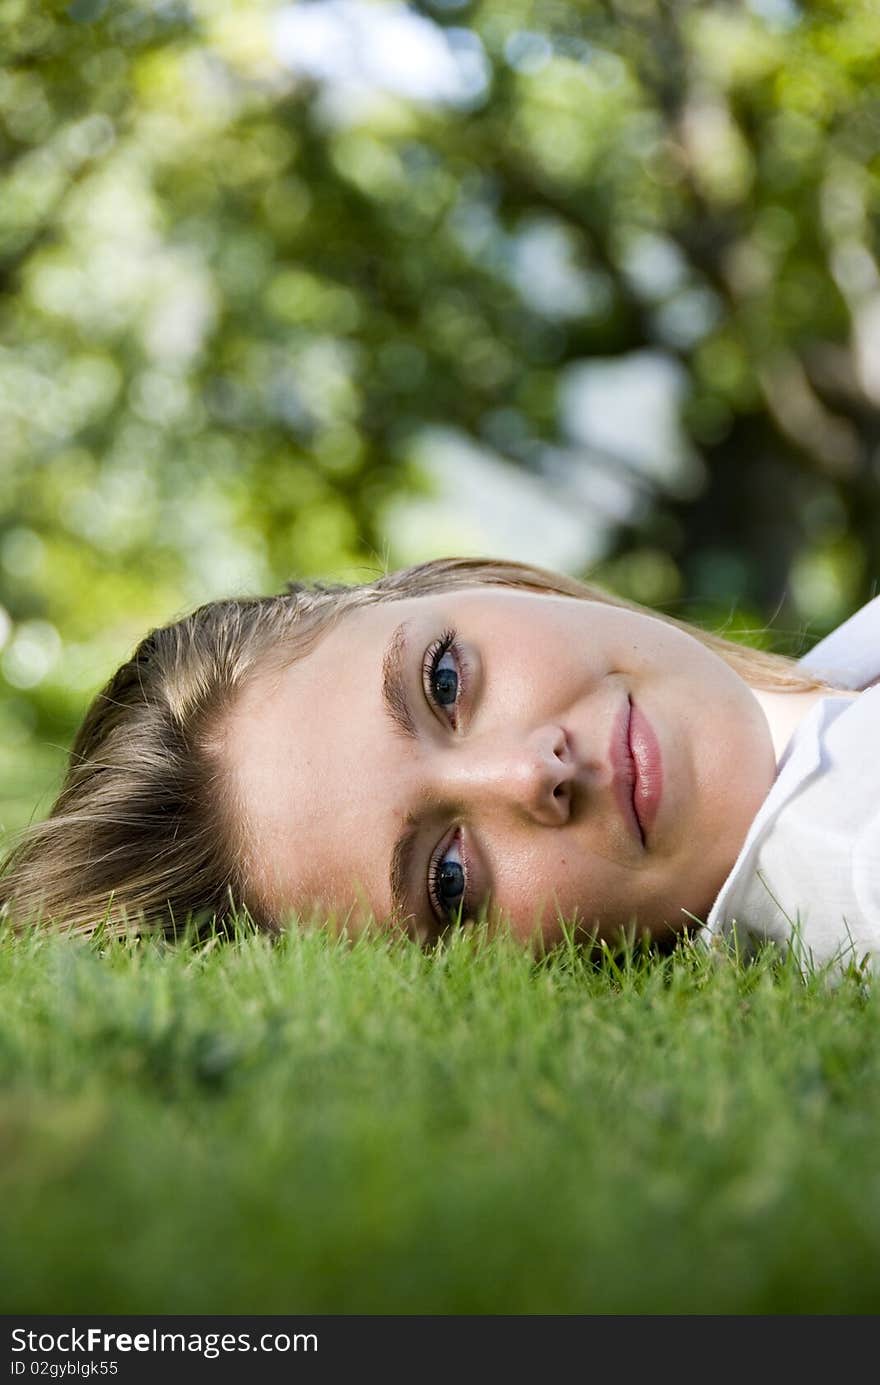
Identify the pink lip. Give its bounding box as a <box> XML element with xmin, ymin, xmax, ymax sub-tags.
<box><xmin>610</xmin><ymin>696</ymin><xmax>643</xmax><ymax>847</ymax></box>
<box><xmin>629</xmin><ymin>700</ymin><xmax>662</xmax><ymax>842</ymax></box>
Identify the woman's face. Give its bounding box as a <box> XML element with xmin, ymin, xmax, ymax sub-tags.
<box><xmin>226</xmin><ymin>585</ymin><xmax>776</xmax><ymax>948</ymax></box>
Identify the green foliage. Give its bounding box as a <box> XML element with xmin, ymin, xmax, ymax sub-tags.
<box><xmin>1</xmin><ymin>0</ymin><xmax>879</xmax><ymax>826</ymax></box>
<box><xmin>1</xmin><ymin>920</ymin><xmax>880</xmax><ymax>1312</ymax></box>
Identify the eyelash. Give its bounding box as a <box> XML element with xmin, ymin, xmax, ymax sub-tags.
<box><xmin>422</xmin><ymin>628</ymin><xmax>472</xmax><ymax>928</ymax></box>
<box><xmin>428</xmin><ymin>828</ymin><xmax>472</xmax><ymax>932</ymax></box>
<box><xmin>421</xmin><ymin>627</ymin><xmax>466</xmax><ymax>727</ymax></box>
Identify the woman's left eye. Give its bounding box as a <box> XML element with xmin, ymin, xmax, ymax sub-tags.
<box><xmin>422</xmin><ymin>629</ymin><xmax>464</xmax><ymax>724</ymax></box>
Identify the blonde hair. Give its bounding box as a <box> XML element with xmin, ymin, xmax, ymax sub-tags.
<box><xmin>0</xmin><ymin>556</ymin><xmax>847</xmax><ymax>939</ymax></box>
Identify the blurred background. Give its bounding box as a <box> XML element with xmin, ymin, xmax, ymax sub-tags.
<box><xmin>1</xmin><ymin>0</ymin><xmax>878</xmax><ymax>836</ymax></box>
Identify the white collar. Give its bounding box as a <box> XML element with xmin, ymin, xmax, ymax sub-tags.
<box><xmin>795</xmin><ymin>590</ymin><xmax>880</xmax><ymax>690</ymax></box>
<box><xmin>702</xmin><ymin>694</ymin><xmax>851</xmax><ymax>933</ymax></box>
<box><xmin>700</xmin><ymin>591</ymin><xmax>880</xmax><ymax>951</ymax></box>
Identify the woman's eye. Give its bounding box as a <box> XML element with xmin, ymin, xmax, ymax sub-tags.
<box><xmin>429</xmin><ymin>829</ymin><xmax>468</xmax><ymax>927</ymax></box>
<box><xmin>432</xmin><ymin>650</ymin><xmax>458</xmax><ymax>707</ymax></box>
<box><xmin>422</xmin><ymin>629</ymin><xmax>463</xmax><ymax>721</ymax></box>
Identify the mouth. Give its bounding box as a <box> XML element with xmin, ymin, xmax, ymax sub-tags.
<box><xmin>610</xmin><ymin>696</ymin><xmax>644</xmax><ymax>848</ymax></box>
<box><xmin>628</xmin><ymin>698</ymin><xmax>663</xmax><ymax>844</ymax></box>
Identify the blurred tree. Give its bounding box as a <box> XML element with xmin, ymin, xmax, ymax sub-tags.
<box><xmin>0</xmin><ymin>0</ymin><xmax>878</xmax><ymax>825</ymax></box>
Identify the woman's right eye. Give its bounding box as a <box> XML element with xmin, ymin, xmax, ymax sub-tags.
<box><xmin>428</xmin><ymin>828</ymin><xmax>470</xmax><ymax>929</ymax></box>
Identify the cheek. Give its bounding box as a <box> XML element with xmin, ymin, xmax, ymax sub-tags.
<box><xmin>692</xmin><ymin>676</ymin><xmax>771</xmax><ymax>807</ymax></box>
<box><xmin>487</xmin><ymin>612</ymin><xmax>605</xmax><ymax>690</ymax></box>
<box><xmin>490</xmin><ymin>839</ymin><xmax>616</xmax><ymax>935</ymax></box>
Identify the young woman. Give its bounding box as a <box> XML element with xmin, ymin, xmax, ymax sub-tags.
<box><xmin>0</xmin><ymin>556</ymin><xmax>874</xmax><ymax>968</ymax></box>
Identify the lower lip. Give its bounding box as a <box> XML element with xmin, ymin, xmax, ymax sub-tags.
<box><xmin>629</xmin><ymin>702</ymin><xmax>663</xmax><ymax>841</ymax></box>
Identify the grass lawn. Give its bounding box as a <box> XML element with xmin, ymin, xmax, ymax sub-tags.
<box><xmin>1</xmin><ymin>918</ymin><xmax>879</xmax><ymax>1315</ymax></box>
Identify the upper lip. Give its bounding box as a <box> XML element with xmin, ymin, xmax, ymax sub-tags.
<box><xmin>609</xmin><ymin>695</ymin><xmax>644</xmax><ymax>846</ymax></box>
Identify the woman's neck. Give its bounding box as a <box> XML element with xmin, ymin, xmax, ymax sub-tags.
<box><xmin>750</xmin><ymin>684</ymin><xmax>855</xmax><ymax>765</ymax></box>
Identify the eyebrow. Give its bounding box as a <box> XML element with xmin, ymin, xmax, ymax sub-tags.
<box><xmin>382</xmin><ymin>620</ymin><xmax>425</xmax><ymax>931</ymax></box>
<box><xmin>389</xmin><ymin>815</ymin><xmax>420</xmax><ymax>931</ymax></box>
<box><xmin>382</xmin><ymin>619</ymin><xmax>418</xmax><ymax>741</ymax></box>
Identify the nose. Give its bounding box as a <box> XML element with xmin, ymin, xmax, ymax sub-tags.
<box><xmin>427</xmin><ymin>723</ymin><xmax>576</xmax><ymax>827</ymax></box>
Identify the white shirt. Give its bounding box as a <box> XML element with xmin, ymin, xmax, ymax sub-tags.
<box><xmin>702</xmin><ymin>591</ymin><xmax>880</xmax><ymax>973</ymax></box>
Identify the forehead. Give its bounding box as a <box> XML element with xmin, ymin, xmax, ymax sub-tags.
<box><xmin>223</xmin><ymin>591</ymin><xmax>446</xmax><ymax>928</ymax></box>
<box><xmin>225</xmin><ymin>605</ymin><xmax>385</xmax><ymax>922</ymax></box>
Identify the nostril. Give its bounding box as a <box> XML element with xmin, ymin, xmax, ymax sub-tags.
<box><xmin>554</xmin><ymin>728</ymin><xmax>571</xmax><ymax>763</ymax></box>
<box><xmin>553</xmin><ymin>783</ymin><xmax>565</xmax><ymax>799</ymax></box>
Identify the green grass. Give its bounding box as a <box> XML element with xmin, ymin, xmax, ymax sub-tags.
<box><xmin>1</xmin><ymin>918</ymin><xmax>880</xmax><ymax>1314</ymax></box>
